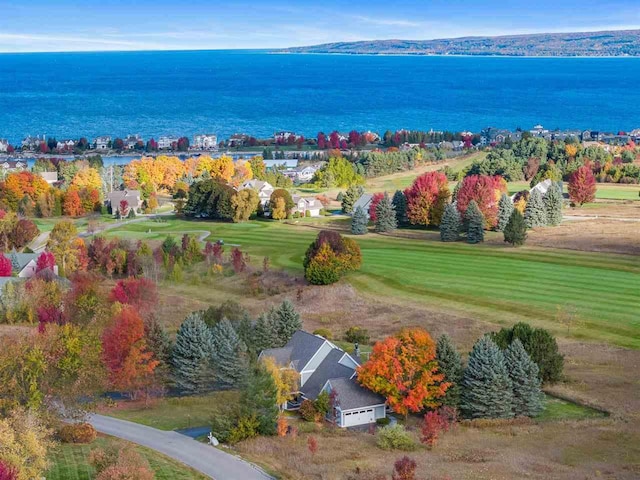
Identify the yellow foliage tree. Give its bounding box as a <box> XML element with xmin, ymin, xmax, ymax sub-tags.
<box><xmin>263</xmin><ymin>357</ymin><xmax>299</xmax><ymax>410</ymax></box>
<box><xmin>209</xmin><ymin>155</ymin><xmax>235</xmax><ymax>183</ymax></box>
<box><xmin>271</xmin><ymin>197</ymin><xmax>287</xmax><ymax>220</ymax></box>
<box><xmin>70</xmin><ymin>167</ymin><xmax>102</xmax><ymax>196</ymax></box>
<box><xmin>231</xmin><ymin>159</ymin><xmax>253</xmax><ymax>187</ymax></box>
<box><xmin>565</xmin><ymin>144</ymin><xmax>579</xmax><ymax>159</ymax></box>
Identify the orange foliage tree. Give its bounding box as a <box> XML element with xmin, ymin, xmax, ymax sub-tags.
<box><xmin>568</xmin><ymin>165</ymin><xmax>597</xmax><ymax>206</ymax></box>
<box><xmin>456</xmin><ymin>175</ymin><xmax>508</xmax><ymax>229</ymax></box>
<box><xmin>357</xmin><ymin>327</ymin><xmax>449</xmax><ymax>417</ymax></box>
<box><xmin>404</xmin><ymin>171</ymin><xmax>450</xmax><ymax>226</ymax></box>
<box><xmin>230</xmin><ymin>159</ymin><xmax>253</xmax><ymax>187</ymax></box>
<box><xmin>123</xmin><ymin>156</ymin><xmax>185</xmax><ymax>196</ymax></box>
<box><xmin>101</xmin><ymin>306</ymin><xmax>158</xmax><ymax>394</ymax></box>
<box><xmin>209</xmin><ymin>155</ymin><xmax>235</xmax><ymax>183</ymax></box>
<box><xmin>63</xmin><ymin>189</ymin><xmax>84</xmax><ymax>217</ymax></box>
<box><xmin>0</xmin><ymin>171</ymin><xmax>50</xmax><ymax>210</ymax></box>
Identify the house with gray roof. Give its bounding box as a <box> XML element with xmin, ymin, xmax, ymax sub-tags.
<box><xmin>7</xmin><ymin>251</ymin><xmax>58</xmax><ymax>278</ymax></box>
<box><xmin>259</xmin><ymin>330</ymin><xmax>386</xmax><ymax>428</ymax></box>
<box><xmin>106</xmin><ymin>190</ymin><xmax>143</xmax><ymax>213</ymax></box>
<box><xmin>239</xmin><ymin>179</ymin><xmax>274</xmax><ymax>207</ymax></box>
<box><xmin>351</xmin><ymin>193</ymin><xmax>373</xmax><ymax>218</ymax></box>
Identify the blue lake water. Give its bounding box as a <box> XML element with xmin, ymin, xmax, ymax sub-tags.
<box><xmin>0</xmin><ymin>50</ymin><xmax>639</xmax><ymax>144</ymax></box>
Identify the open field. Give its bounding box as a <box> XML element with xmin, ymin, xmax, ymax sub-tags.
<box><xmin>508</xmin><ymin>180</ymin><xmax>640</xmax><ymax>201</ymax></box>
<box><xmin>46</xmin><ymin>434</ymin><xmax>208</xmax><ymax>480</ymax></box>
<box><xmin>105</xmin><ymin>217</ymin><xmax>640</xmax><ymax>349</ymax></box>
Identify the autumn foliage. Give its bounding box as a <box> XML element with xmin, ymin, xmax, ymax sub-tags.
<box><xmin>404</xmin><ymin>171</ymin><xmax>450</xmax><ymax>226</ymax></box>
<box><xmin>456</xmin><ymin>175</ymin><xmax>508</xmax><ymax>229</ymax></box>
<box><xmin>303</xmin><ymin>230</ymin><xmax>362</xmax><ymax>285</ymax></box>
<box><xmin>392</xmin><ymin>456</ymin><xmax>417</xmax><ymax>480</ymax></box>
<box><xmin>357</xmin><ymin>327</ymin><xmax>449</xmax><ymax>416</ymax></box>
<box><xmin>0</xmin><ymin>254</ymin><xmax>11</xmax><ymax>277</ymax></box>
<box><xmin>36</xmin><ymin>251</ymin><xmax>56</xmax><ymax>273</ymax></box>
<box><xmin>0</xmin><ymin>461</ymin><xmax>18</xmax><ymax>480</ymax></box>
<box><xmin>109</xmin><ymin>277</ymin><xmax>158</xmax><ymax>319</ymax></box>
<box><xmin>367</xmin><ymin>192</ymin><xmax>384</xmax><ymax>223</ymax></box>
<box><xmin>568</xmin><ymin>165</ymin><xmax>597</xmax><ymax>206</ymax></box>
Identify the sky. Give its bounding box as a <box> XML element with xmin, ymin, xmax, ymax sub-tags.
<box><xmin>0</xmin><ymin>0</ymin><xmax>638</xmax><ymax>53</ymax></box>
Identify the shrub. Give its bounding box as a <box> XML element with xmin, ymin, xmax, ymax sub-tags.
<box><xmin>299</xmin><ymin>399</ymin><xmax>320</xmax><ymax>422</ymax></box>
<box><xmin>314</xmin><ymin>390</ymin><xmax>330</xmax><ymax>416</ymax></box>
<box><xmin>376</xmin><ymin>417</ymin><xmax>391</xmax><ymax>426</ymax></box>
<box><xmin>228</xmin><ymin>414</ymin><xmax>260</xmax><ymax>444</ymax></box>
<box><xmin>376</xmin><ymin>424</ymin><xmax>416</xmax><ymax>451</ymax></box>
<box><xmin>307</xmin><ymin>435</ymin><xmax>318</xmax><ymax>455</ymax></box>
<box><xmin>392</xmin><ymin>456</ymin><xmax>417</xmax><ymax>480</ymax></box>
<box><xmin>303</xmin><ymin>230</ymin><xmax>362</xmax><ymax>285</ymax></box>
<box><xmin>313</xmin><ymin>328</ymin><xmax>333</xmax><ymax>339</ymax></box>
<box><xmin>276</xmin><ymin>416</ymin><xmax>288</xmax><ymax>437</ymax></box>
<box><xmin>210</xmin><ymin>403</ymin><xmax>242</xmax><ymax>443</ymax></box>
<box><xmin>345</xmin><ymin>326</ymin><xmax>370</xmax><ymax>344</ymax></box>
<box><xmin>58</xmin><ymin>422</ymin><xmax>97</xmax><ymax>444</ymax></box>
<box><xmin>0</xmin><ymin>461</ymin><xmax>17</xmax><ymax>480</ymax></box>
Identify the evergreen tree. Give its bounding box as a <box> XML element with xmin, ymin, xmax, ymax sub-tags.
<box><xmin>460</xmin><ymin>336</ymin><xmax>514</xmax><ymax>419</ymax></box>
<box><xmin>392</xmin><ymin>190</ymin><xmax>408</xmax><ymax>226</ymax></box>
<box><xmin>436</xmin><ymin>334</ymin><xmax>464</xmax><ymax>408</ymax></box>
<box><xmin>543</xmin><ymin>183</ymin><xmax>563</xmax><ymax>226</ymax></box>
<box><xmin>144</xmin><ymin>317</ymin><xmax>173</xmax><ymax>367</ymax></box>
<box><xmin>497</xmin><ymin>194</ymin><xmax>514</xmax><ymax>232</ymax></box>
<box><xmin>524</xmin><ymin>189</ymin><xmax>547</xmax><ymax>228</ymax></box>
<box><xmin>341</xmin><ymin>185</ymin><xmax>364</xmax><ymax>214</ymax></box>
<box><xmin>351</xmin><ymin>206</ymin><xmax>368</xmax><ymax>235</ymax></box>
<box><xmin>252</xmin><ymin>313</ymin><xmax>279</xmax><ymax>353</ymax></box>
<box><xmin>439</xmin><ymin>203</ymin><xmax>461</xmax><ymax>242</ymax></box>
<box><xmin>172</xmin><ymin>312</ymin><xmax>216</xmax><ymax>394</ymax></box>
<box><xmin>503</xmin><ymin>209</ymin><xmax>527</xmax><ymax>246</ymax></box>
<box><xmin>374</xmin><ymin>192</ymin><xmax>397</xmax><ymax>233</ymax></box>
<box><xmin>465</xmin><ymin>200</ymin><xmax>485</xmax><ymax>244</ymax></box>
<box><xmin>234</xmin><ymin>313</ymin><xmax>255</xmax><ymax>355</ymax></box>
<box><xmin>504</xmin><ymin>339</ymin><xmax>544</xmax><ymax>417</ymax></box>
<box><xmin>211</xmin><ymin>318</ymin><xmax>250</xmax><ymax>389</ymax></box>
<box><xmin>270</xmin><ymin>300</ymin><xmax>301</xmax><ymax>347</ymax></box>
<box><xmin>241</xmin><ymin>364</ymin><xmax>279</xmax><ymax>435</ymax></box>
<box><xmin>452</xmin><ymin>181</ymin><xmax>462</xmax><ymax>201</ymax></box>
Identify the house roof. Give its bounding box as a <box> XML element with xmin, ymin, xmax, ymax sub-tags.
<box><xmin>328</xmin><ymin>377</ymin><xmax>386</xmax><ymax>411</ymax></box>
<box><xmin>107</xmin><ymin>190</ymin><xmax>141</xmax><ymax>205</ymax></box>
<box><xmin>352</xmin><ymin>194</ymin><xmax>373</xmax><ymax>215</ymax></box>
<box><xmin>301</xmin><ymin>349</ymin><xmax>354</xmax><ymax>400</ymax></box>
<box><xmin>241</xmin><ymin>179</ymin><xmax>273</xmax><ymax>192</ymax></box>
<box><xmin>39</xmin><ymin>171</ymin><xmax>58</xmax><ymax>182</ymax></box>
<box><xmin>11</xmin><ymin>252</ymin><xmax>37</xmax><ymax>271</ymax></box>
<box><xmin>260</xmin><ymin>347</ymin><xmax>293</xmax><ymax>366</ymax></box>
<box><xmin>260</xmin><ymin>330</ymin><xmax>326</xmax><ymax>372</ymax></box>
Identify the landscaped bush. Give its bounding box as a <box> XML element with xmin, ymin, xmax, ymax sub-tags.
<box><xmin>228</xmin><ymin>414</ymin><xmax>260</xmax><ymax>444</ymax></box>
<box><xmin>313</xmin><ymin>328</ymin><xmax>333</xmax><ymax>339</ymax></box>
<box><xmin>376</xmin><ymin>424</ymin><xmax>416</xmax><ymax>451</ymax></box>
<box><xmin>299</xmin><ymin>399</ymin><xmax>320</xmax><ymax>422</ymax></box>
<box><xmin>376</xmin><ymin>417</ymin><xmax>391</xmax><ymax>426</ymax></box>
<box><xmin>58</xmin><ymin>422</ymin><xmax>97</xmax><ymax>444</ymax></box>
<box><xmin>303</xmin><ymin>230</ymin><xmax>362</xmax><ymax>285</ymax></box>
<box><xmin>344</xmin><ymin>326</ymin><xmax>370</xmax><ymax>344</ymax></box>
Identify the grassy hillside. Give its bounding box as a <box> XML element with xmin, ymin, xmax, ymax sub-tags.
<box><xmin>105</xmin><ymin>218</ymin><xmax>640</xmax><ymax>349</ymax></box>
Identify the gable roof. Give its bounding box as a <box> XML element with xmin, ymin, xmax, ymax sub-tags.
<box><xmin>107</xmin><ymin>190</ymin><xmax>141</xmax><ymax>205</ymax></box>
<box><xmin>10</xmin><ymin>252</ymin><xmax>37</xmax><ymax>271</ymax></box>
<box><xmin>352</xmin><ymin>193</ymin><xmax>373</xmax><ymax>215</ymax></box>
<box><xmin>260</xmin><ymin>330</ymin><xmax>326</xmax><ymax>372</ymax></box>
<box><xmin>327</xmin><ymin>377</ymin><xmax>386</xmax><ymax>411</ymax></box>
<box><xmin>301</xmin><ymin>348</ymin><xmax>354</xmax><ymax>400</ymax></box>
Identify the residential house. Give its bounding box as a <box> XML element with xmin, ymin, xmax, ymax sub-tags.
<box><xmin>9</xmin><ymin>252</ymin><xmax>58</xmax><ymax>278</ymax></box>
<box><xmin>274</xmin><ymin>131</ymin><xmax>296</xmax><ymax>143</ymax></box>
<box><xmin>158</xmin><ymin>136</ymin><xmax>179</xmax><ymax>150</ymax></box>
<box><xmin>292</xmin><ymin>195</ymin><xmax>322</xmax><ymax>217</ymax></box>
<box><xmin>529</xmin><ymin>125</ymin><xmax>549</xmax><ymax>137</ymax></box>
<box><xmin>39</xmin><ymin>171</ymin><xmax>58</xmax><ymax>185</ymax></box>
<box><xmin>284</xmin><ymin>164</ymin><xmax>320</xmax><ymax>182</ymax></box>
<box><xmin>259</xmin><ymin>331</ymin><xmax>386</xmax><ymax>428</ymax></box>
<box><xmin>239</xmin><ymin>179</ymin><xmax>274</xmax><ymax>207</ymax></box>
<box><xmin>229</xmin><ymin>133</ymin><xmax>250</xmax><ymax>148</ymax></box>
<box><xmin>56</xmin><ymin>139</ymin><xmax>76</xmax><ymax>151</ymax></box>
<box><xmin>21</xmin><ymin>135</ymin><xmax>44</xmax><ymax>150</ymax></box>
<box><xmin>124</xmin><ymin>134</ymin><xmax>143</xmax><ymax>150</ymax></box>
<box><xmin>351</xmin><ymin>193</ymin><xmax>373</xmax><ymax>217</ymax></box>
<box><xmin>193</xmin><ymin>134</ymin><xmax>218</xmax><ymax>150</ymax></box>
<box><xmin>629</xmin><ymin>128</ymin><xmax>640</xmax><ymax>141</ymax></box>
<box><xmin>0</xmin><ymin>160</ymin><xmax>27</xmax><ymax>172</ymax></box>
<box><xmin>0</xmin><ymin>139</ymin><xmax>9</xmax><ymax>153</ymax></box>
<box><xmin>106</xmin><ymin>190</ymin><xmax>143</xmax><ymax>213</ymax></box>
<box><xmin>94</xmin><ymin>136</ymin><xmax>112</xmax><ymax>151</ymax></box>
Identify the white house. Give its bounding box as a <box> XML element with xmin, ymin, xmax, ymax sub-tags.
<box><xmin>193</xmin><ymin>134</ymin><xmax>218</xmax><ymax>150</ymax></box>
<box><xmin>39</xmin><ymin>171</ymin><xmax>58</xmax><ymax>184</ymax></box>
<box><xmin>239</xmin><ymin>179</ymin><xmax>274</xmax><ymax>207</ymax></box>
<box><xmin>0</xmin><ymin>160</ymin><xmax>27</xmax><ymax>172</ymax></box>
<box><xmin>292</xmin><ymin>195</ymin><xmax>322</xmax><ymax>217</ymax></box>
<box><xmin>259</xmin><ymin>331</ymin><xmax>386</xmax><ymax>428</ymax></box>
<box><xmin>9</xmin><ymin>252</ymin><xmax>58</xmax><ymax>278</ymax></box>
<box><xmin>124</xmin><ymin>134</ymin><xmax>142</xmax><ymax>150</ymax></box>
<box><xmin>107</xmin><ymin>190</ymin><xmax>143</xmax><ymax>212</ymax></box>
<box><xmin>158</xmin><ymin>136</ymin><xmax>179</xmax><ymax>150</ymax></box>
<box><xmin>56</xmin><ymin>139</ymin><xmax>76</xmax><ymax>151</ymax></box>
<box><xmin>295</xmin><ymin>165</ymin><xmax>320</xmax><ymax>182</ymax></box>
<box><xmin>94</xmin><ymin>136</ymin><xmax>111</xmax><ymax>150</ymax></box>
<box><xmin>0</xmin><ymin>139</ymin><xmax>9</xmax><ymax>153</ymax></box>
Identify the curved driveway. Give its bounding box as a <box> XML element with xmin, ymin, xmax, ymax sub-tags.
<box><xmin>89</xmin><ymin>414</ymin><xmax>273</xmax><ymax>480</ymax></box>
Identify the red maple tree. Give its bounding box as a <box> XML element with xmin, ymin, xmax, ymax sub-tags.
<box><xmin>404</xmin><ymin>171</ymin><xmax>449</xmax><ymax>226</ymax></box>
<box><xmin>367</xmin><ymin>192</ymin><xmax>385</xmax><ymax>223</ymax></box>
<box><xmin>0</xmin><ymin>254</ymin><xmax>12</xmax><ymax>277</ymax></box>
<box><xmin>456</xmin><ymin>175</ymin><xmax>507</xmax><ymax>229</ymax></box>
<box><xmin>568</xmin><ymin>165</ymin><xmax>596</xmax><ymax>206</ymax></box>
<box><xmin>36</xmin><ymin>251</ymin><xmax>56</xmax><ymax>273</ymax></box>
<box><xmin>109</xmin><ymin>277</ymin><xmax>158</xmax><ymax>319</ymax></box>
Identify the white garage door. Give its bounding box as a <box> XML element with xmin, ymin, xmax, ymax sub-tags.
<box><xmin>343</xmin><ymin>408</ymin><xmax>375</xmax><ymax>427</ymax></box>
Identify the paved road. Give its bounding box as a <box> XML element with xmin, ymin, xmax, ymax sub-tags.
<box><xmin>89</xmin><ymin>414</ymin><xmax>273</xmax><ymax>480</ymax></box>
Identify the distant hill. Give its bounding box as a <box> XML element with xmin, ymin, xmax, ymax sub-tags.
<box><xmin>281</xmin><ymin>29</ymin><xmax>640</xmax><ymax>57</ymax></box>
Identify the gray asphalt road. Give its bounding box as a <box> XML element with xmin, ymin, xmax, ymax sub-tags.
<box><xmin>89</xmin><ymin>414</ymin><xmax>273</xmax><ymax>480</ymax></box>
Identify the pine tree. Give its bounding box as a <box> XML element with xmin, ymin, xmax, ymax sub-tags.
<box><xmin>242</xmin><ymin>364</ymin><xmax>280</xmax><ymax>435</ymax></box>
<box><xmin>172</xmin><ymin>312</ymin><xmax>216</xmax><ymax>394</ymax></box>
<box><xmin>270</xmin><ymin>300</ymin><xmax>301</xmax><ymax>346</ymax></box>
<box><xmin>351</xmin><ymin>206</ymin><xmax>368</xmax><ymax>235</ymax></box>
<box><xmin>460</xmin><ymin>336</ymin><xmax>514</xmax><ymax>419</ymax></box>
<box><xmin>252</xmin><ymin>313</ymin><xmax>279</xmax><ymax>353</ymax></box>
<box><xmin>436</xmin><ymin>334</ymin><xmax>464</xmax><ymax>409</ymax></box>
<box><xmin>440</xmin><ymin>203</ymin><xmax>461</xmax><ymax>242</ymax></box>
<box><xmin>465</xmin><ymin>200</ymin><xmax>485</xmax><ymax>244</ymax></box>
<box><xmin>145</xmin><ymin>317</ymin><xmax>173</xmax><ymax>366</ymax></box>
<box><xmin>375</xmin><ymin>192</ymin><xmax>397</xmax><ymax>233</ymax></box>
<box><xmin>524</xmin><ymin>189</ymin><xmax>547</xmax><ymax>228</ymax></box>
<box><xmin>211</xmin><ymin>318</ymin><xmax>250</xmax><ymax>389</ymax></box>
<box><xmin>392</xmin><ymin>190</ymin><xmax>408</xmax><ymax>226</ymax></box>
<box><xmin>497</xmin><ymin>194</ymin><xmax>514</xmax><ymax>232</ymax></box>
<box><xmin>503</xmin><ymin>209</ymin><xmax>527</xmax><ymax>246</ymax></box>
<box><xmin>234</xmin><ymin>313</ymin><xmax>255</xmax><ymax>354</ymax></box>
<box><xmin>504</xmin><ymin>339</ymin><xmax>544</xmax><ymax>417</ymax></box>
<box><xmin>342</xmin><ymin>185</ymin><xmax>364</xmax><ymax>214</ymax></box>
<box><xmin>543</xmin><ymin>183</ymin><xmax>563</xmax><ymax>226</ymax></box>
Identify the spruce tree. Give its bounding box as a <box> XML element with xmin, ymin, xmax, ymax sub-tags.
<box><xmin>497</xmin><ymin>194</ymin><xmax>514</xmax><ymax>232</ymax></box>
<box><xmin>252</xmin><ymin>313</ymin><xmax>279</xmax><ymax>353</ymax></box>
<box><xmin>436</xmin><ymin>334</ymin><xmax>464</xmax><ymax>409</ymax></box>
<box><xmin>211</xmin><ymin>318</ymin><xmax>250</xmax><ymax>389</ymax></box>
<box><xmin>440</xmin><ymin>203</ymin><xmax>461</xmax><ymax>242</ymax></box>
<box><xmin>375</xmin><ymin>192</ymin><xmax>397</xmax><ymax>233</ymax></box>
<box><xmin>392</xmin><ymin>190</ymin><xmax>408</xmax><ymax>226</ymax></box>
<box><xmin>234</xmin><ymin>313</ymin><xmax>255</xmax><ymax>355</ymax></box>
<box><xmin>504</xmin><ymin>339</ymin><xmax>544</xmax><ymax>417</ymax></box>
<box><xmin>351</xmin><ymin>206</ymin><xmax>368</xmax><ymax>235</ymax></box>
<box><xmin>524</xmin><ymin>189</ymin><xmax>547</xmax><ymax>228</ymax></box>
<box><xmin>270</xmin><ymin>300</ymin><xmax>301</xmax><ymax>346</ymax></box>
<box><xmin>341</xmin><ymin>185</ymin><xmax>364</xmax><ymax>214</ymax></box>
<box><xmin>543</xmin><ymin>183</ymin><xmax>563</xmax><ymax>226</ymax></box>
<box><xmin>242</xmin><ymin>364</ymin><xmax>280</xmax><ymax>435</ymax></box>
<box><xmin>172</xmin><ymin>312</ymin><xmax>216</xmax><ymax>394</ymax></box>
<box><xmin>144</xmin><ymin>317</ymin><xmax>173</xmax><ymax>367</ymax></box>
<box><xmin>460</xmin><ymin>336</ymin><xmax>514</xmax><ymax>419</ymax></box>
<box><xmin>465</xmin><ymin>200</ymin><xmax>485</xmax><ymax>244</ymax></box>
<box><xmin>503</xmin><ymin>209</ymin><xmax>527</xmax><ymax>246</ymax></box>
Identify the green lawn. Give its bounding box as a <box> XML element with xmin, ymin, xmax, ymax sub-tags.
<box><xmin>508</xmin><ymin>181</ymin><xmax>639</xmax><ymax>201</ymax></box>
<box><xmin>47</xmin><ymin>435</ymin><xmax>208</xmax><ymax>480</ymax></box>
<box><xmin>538</xmin><ymin>395</ymin><xmax>606</xmax><ymax>421</ymax></box>
<box><xmin>105</xmin><ymin>218</ymin><xmax>640</xmax><ymax>349</ymax></box>
<box><xmin>105</xmin><ymin>391</ymin><xmax>239</xmax><ymax>431</ymax></box>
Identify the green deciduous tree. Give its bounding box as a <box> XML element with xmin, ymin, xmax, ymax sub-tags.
<box><xmin>504</xmin><ymin>339</ymin><xmax>544</xmax><ymax>417</ymax></box>
<box><xmin>460</xmin><ymin>336</ymin><xmax>514</xmax><ymax>419</ymax></box>
<box><xmin>436</xmin><ymin>334</ymin><xmax>463</xmax><ymax>409</ymax></box>
<box><xmin>211</xmin><ymin>318</ymin><xmax>249</xmax><ymax>389</ymax></box>
<box><xmin>351</xmin><ymin>206</ymin><xmax>368</xmax><ymax>235</ymax></box>
<box><xmin>524</xmin><ymin>189</ymin><xmax>547</xmax><ymax>228</ymax></box>
<box><xmin>543</xmin><ymin>183</ymin><xmax>563</xmax><ymax>226</ymax></box>
<box><xmin>171</xmin><ymin>312</ymin><xmax>216</xmax><ymax>394</ymax></box>
<box><xmin>439</xmin><ymin>203</ymin><xmax>461</xmax><ymax>242</ymax></box>
<box><xmin>465</xmin><ymin>200</ymin><xmax>484</xmax><ymax>244</ymax></box>
<box><xmin>375</xmin><ymin>192</ymin><xmax>397</xmax><ymax>233</ymax></box>
<box><xmin>497</xmin><ymin>193</ymin><xmax>514</xmax><ymax>232</ymax></box>
<box><xmin>503</xmin><ymin>209</ymin><xmax>527</xmax><ymax>246</ymax></box>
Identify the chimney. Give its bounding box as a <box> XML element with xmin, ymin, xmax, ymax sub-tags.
<box><xmin>354</xmin><ymin>342</ymin><xmax>360</xmax><ymax>359</ymax></box>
